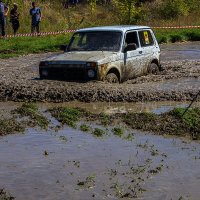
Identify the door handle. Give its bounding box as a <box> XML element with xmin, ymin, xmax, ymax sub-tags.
<box><xmin>139</xmin><ymin>51</ymin><xmax>143</xmax><ymax>54</ymax></box>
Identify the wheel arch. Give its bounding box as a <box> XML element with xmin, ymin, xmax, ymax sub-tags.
<box><xmin>150</xmin><ymin>59</ymin><xmax>161</xmax><ymax>71</ymax></box>
<box><xmin>106</xmin><ymin>67</ymin><xmax>121</xmax><ymax>82</ymax></box>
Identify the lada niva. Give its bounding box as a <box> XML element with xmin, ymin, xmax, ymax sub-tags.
<box><xmin>39</xmin><ymin>25</ymin><xmax>161</xmax><ymax>83</ymax></box>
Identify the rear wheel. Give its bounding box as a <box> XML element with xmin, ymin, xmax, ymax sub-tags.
<box><xmin>105</xmin><ymin>73</ymin><xmax>119</xmax><ymax>83</ymax></box>
<box><xmin>148</xmin><ymin>63</ymin><xmax>159</xmax><ymax>74</ymax></box>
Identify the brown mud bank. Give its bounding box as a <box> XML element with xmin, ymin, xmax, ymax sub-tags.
<box><xmin>0</xmin><ymin>44</ymin><xmax>199</xmax><ymax>102</ymax></box>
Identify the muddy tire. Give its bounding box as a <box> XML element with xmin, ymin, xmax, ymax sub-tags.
<box><xmin>105</xmin><ymin>73</ymin><xmax>119</xmax><ymax>83</ymax></box>
<box><xmin>148</xmin><ymin>63</ymin><xmax>159</xmax><ymax>74</ymax></box>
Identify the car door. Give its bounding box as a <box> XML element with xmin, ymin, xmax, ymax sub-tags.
<box><xmin>138</xmin><ymin>30</ymin><xmax>156</xmax><ymax>73</ymax></box>
<box><xmin>122</xmin><ymin>31</ymin><xmax>144</xmax><ymax>80</ymax></box>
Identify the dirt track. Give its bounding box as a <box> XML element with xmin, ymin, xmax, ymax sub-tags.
<box><xmin>0</xmin><ymin>42</ymin><xmax>199</xmax><ymax>102</ymax></box>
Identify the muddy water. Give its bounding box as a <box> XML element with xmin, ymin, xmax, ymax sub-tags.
<box><xmin>0</xmin><ymin>125</ymin><xmax>200</xmax><ymax>200</ymax></box>
<box><xmin>160</xmin><ymin>41</ymin><xmax>200</xmax><ymax>61</ymax></box>
<box><xmin>39</xmin><ymin>100</ymin><xmax>200</xmax><ymax>115</ymax></box>
<box><xmin>1</xmin><ymin>101</ymin><xmax>200</xmax><ymax>116</ymax></box>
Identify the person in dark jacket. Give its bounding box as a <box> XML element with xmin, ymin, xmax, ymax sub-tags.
<box><xmin>0</xmin><ymin>0</ymin><xmax>8</xmax><ymax>36</ymax></box>
<box><xmin>10</xmin><ymin>3</ymin><xmax>19</xmax><ymax>35</ymax></box>
<box><xmin>30</xmin><ymin>1</ymin><xmax>41</xmax><ymax>33</ymax></box>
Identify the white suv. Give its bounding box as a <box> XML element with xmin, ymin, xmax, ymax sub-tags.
<box><xmin>39</xmin><ymin>25</ymin><xmax>161</xmax><ymax>83</ymax></box>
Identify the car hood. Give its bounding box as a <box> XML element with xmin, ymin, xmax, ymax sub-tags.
<box><xmin>44</xmin><ymin>51</ymin><xmax>120</xmax><ymax>65</ymax></box>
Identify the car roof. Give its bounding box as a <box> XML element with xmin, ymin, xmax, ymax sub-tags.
<box><xmin>76</xmin><ymin>25</ymin><xmax>151</xmax><ymax>33</ymax></box>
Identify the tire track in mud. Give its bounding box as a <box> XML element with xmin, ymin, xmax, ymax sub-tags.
<box><xmin>0</xmin><ymin>52</ymin><xmax>199</xmax><ymax>102</ymax></box>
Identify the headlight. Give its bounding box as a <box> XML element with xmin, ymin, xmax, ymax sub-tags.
<box><xmin>88</xmin><ymin>69</ymin><xmax>95</xmax><ymax>78</ymax></box>
<box><xmin>86</xmin><ymin>62</ymin><xmax>97</xmax><ymax>68</ymax></box>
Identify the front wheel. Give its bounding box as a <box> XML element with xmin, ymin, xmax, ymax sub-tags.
<box><xmin>105</xmin><ymin>73</ymin><xmax>119</xmax><ymax>83</ymax></box>
<box><xmin>148</xmin><ymin>63</ymin><xmax>159</xmax><ymax>74</ymax></box>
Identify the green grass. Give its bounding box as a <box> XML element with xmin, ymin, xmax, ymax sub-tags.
<box><xmin>92</xmin><ymin>128</ymin><xmax>106</xmax><ymax>137</ymax></box>
<box><xmin>0</xmin><ymin>34</ymin><xmax>72</xmax><ymax>59</ymax></box>
<box><xmin>112</xmin><ymin>127</ymin><xmax>124</xmax><ymax>137</ymax></box>
<box><xmin>154</xmin><ymin>28</ymin><xmax>200</xmax><ymax>43</ymax></box>
<box><xmin>13</xmin><ymin>103</ymin><xmax>49</xmax><ymax>129</ymax></box>
<box><xmin>171</xmin><ymin>108</ymin><xmax>200</xmax><ymax>140</ymax></box>
<box><xmin>80</xmin><ymin>124</ymin><xmax>90</xmax><ymax>132</ymax></box>
<box><xmin>50</xmin><ymin>107</ymin><xmax>82</xmax><ymax>128</ymax></box>
<box><xmin>99</xmin><ymin>113</ymin><xmax>112</xmax><ymax>126</ymax></box>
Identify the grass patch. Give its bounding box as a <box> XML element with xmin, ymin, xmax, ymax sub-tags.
<box><xmin>99</xmin><ymin>113</ymin><xmax>112</xmax><ymax>126</ymax></box>
<box><xmin>0</xmin><ymin>34</ymin><xmax>71</xmax><ymax>59</ymax></box>
<box><xmin>171</xmin><ymin>108</ymin><xmax>200</xmax><ymax>140</ymax></box>
<box><xmin>80</xmin><ymin>124</ymin><xmax>90</xmax><ymax>132</ymax></box>
<box><xmin>123</xmin><ymin>112</ymin><xmax>158</xmax><ymax>130</ymax></box>
<box><xmin>123</xmin><ymin>108</ymin><xmax>200</xmax><ymax>140</ymax></box>
<box><xmin>13</xmin><ymin>103</ymin><xmax>49</xmax><ymax>129</ymax></box>
<box><xmin>112</xmin><ymin>127</ymin><xmax>124</xmax><ymax>137</ymax></box>
<box><xmin>50</xmin><ymin>107</ymin><xmax>82</xmax><ymax>128</ymax></box>
<box><xmin>154</xmin><ymin>28</ymin><xmax>200</xmax><ymax>43</ymax></box>
<box><xmin>92</xmin><ymin>128</ymin><xmax>106</xmax><ymax>137</ymax></box>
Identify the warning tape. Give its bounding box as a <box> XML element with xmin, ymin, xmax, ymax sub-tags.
<box><xmin>152</xmin><ymin>25</ymin><xmax>200</xmax><ymax>29</ymax></box>
<box><xmin>0</xmin><ymin>29</ymin><xmax>76</xmax><ymax>38</ymax></box>
<box><xmin>1</xmin><ymin>25</ymin><xmax>200</xmax><ymax>38</ymax></box>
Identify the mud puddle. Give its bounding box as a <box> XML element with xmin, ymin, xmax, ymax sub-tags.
<box><xmin>0</xmin><ymin>124</ymin><xmax>200</xmax><ymax>200</ymax></box>
<box><xmin>160</xmin><ymin>41</ymin><xmax>200</xmax><ymax>61</ymax></box>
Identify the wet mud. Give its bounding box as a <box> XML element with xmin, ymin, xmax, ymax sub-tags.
<box><xmin>0</xmin><ymin>42</ymin><xmax>199</xmax><ymax>102</ymax></box>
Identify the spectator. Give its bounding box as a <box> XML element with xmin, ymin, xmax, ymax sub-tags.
<box><xmin>30</xmin><ymin>1</ymin><xmax>42</xmax><ymax>34</ymax></box>
<box><xmin>10</xmin><ymin>3</ymin><xmax>20</xmax><ymax>35</ymax></box>
<box><xmin>0</xmin><ymin>0</ymin><xmax>9</xmax><ymax>37</ymax></box>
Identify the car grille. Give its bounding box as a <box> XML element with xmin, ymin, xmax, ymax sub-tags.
<box><xmin>40</xmin><ymin>64</ymin><xmax>96</xmax><ymax>81</ymax></box>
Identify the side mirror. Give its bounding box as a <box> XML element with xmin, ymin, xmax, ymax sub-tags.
<box><xmin>124</xmin><ymin>43</ymin><xmax>137</xmax><ymax>53</ymax></box>
<box><xmin>60</xmin><ymin>44</ymin><xmax>68</xmax><ymax>51</ymax></box>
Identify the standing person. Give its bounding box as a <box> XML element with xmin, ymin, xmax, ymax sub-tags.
<box><xmin>30</xmin><ymin>2</ymin><xmax>41</xmax><ymax>34</ymax></box>
<box><xmin>10</xmin><ymin>3</ymin><xmax>20</xmax><ymax>35</ymax></box>
<box><xmin>0</xmin><ymin>0</ymin><xmax>8</xmax><ymax>37</ymax></box>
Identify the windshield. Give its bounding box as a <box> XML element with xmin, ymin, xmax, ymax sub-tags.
<box><xmin>67</xmin><ymin>31</ymin><xmax>122</xmax><ymax>52</ymax></box>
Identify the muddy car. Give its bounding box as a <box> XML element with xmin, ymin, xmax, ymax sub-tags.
<box><xmin>39</xmin><ymin>25</ymin><xmax>161</xmax><ymax>83</ymax></box>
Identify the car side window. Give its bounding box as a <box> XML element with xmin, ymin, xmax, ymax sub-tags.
<box><xmin>125</xmin><ymin>31</ymin><xmax>139</xmax><ymax>48</ymax></box>
<box><xmin>138</xmin><ymin>30</ymin><xmax>154</xmax><ymax>47</ymax></box>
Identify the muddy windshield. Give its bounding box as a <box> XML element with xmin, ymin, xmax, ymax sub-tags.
<box><xmin>68</xmin><ymin>31</ymin><xmax>122</xmax><ymax>52</ymax></box>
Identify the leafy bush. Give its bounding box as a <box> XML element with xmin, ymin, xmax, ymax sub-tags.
<box><xmin>112</xmin><ymin>0</ymin><xmax>144</xmax><ymax>24</ymax></box>
<box><xmin>158</xmin><ymin>0</ymin><xmax>189</xmax><ymax>19</ymax></box>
